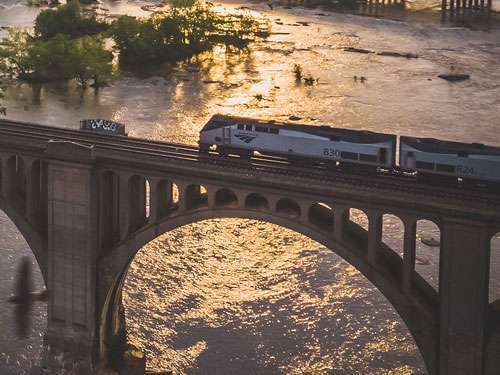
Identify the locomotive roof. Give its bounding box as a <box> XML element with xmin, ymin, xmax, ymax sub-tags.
<box><xmin>202</xmin><ymin>115</ymin><xmax>396</xmax><ymax>143</ymax></box>
<box><xmin>401</xmin><ymin>136</ymin><xmax>500</xmax><ymax>156</ymax></box>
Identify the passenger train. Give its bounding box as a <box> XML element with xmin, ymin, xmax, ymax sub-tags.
<box><xmin>199</xmin><ymin>114</ymin><xmax>500</xmax><ymax>184</ymax></box>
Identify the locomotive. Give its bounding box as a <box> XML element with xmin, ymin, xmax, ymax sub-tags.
<box><xmin>199</xmin><ymin>114</ymin><xmax>500</xmax><ymax>184</ymax></box>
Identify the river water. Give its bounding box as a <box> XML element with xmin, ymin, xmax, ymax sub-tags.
<box><xmin>0</xmin><ymin>0</ymin><xmax>499</xmax><ymax>374</ymax></box>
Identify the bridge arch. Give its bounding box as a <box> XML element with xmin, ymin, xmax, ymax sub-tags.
<box><xmin>0</xmin><ymin>152</ymin><xmax>47</xmax><ymax>282</ymax></box>
<box><xmin>98</xmin><ymin>208</ymin><xmax>439</xmax><ymax>374</ymax></box>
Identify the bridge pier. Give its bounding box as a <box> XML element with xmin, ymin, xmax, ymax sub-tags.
<box><xmin>439</xmin><ymin>219</ymin><xmax>490</xmax><ymax>375</ymax></box>
<box><xmin>402</xmin><ymin>217</ymin><xmax>417</xmax><ymax>292</ymax></box>
<box><xmin>43</xmin><ymin>142</ymin><xmax>100</xmax><ymax>373</ymax></box>
<box><xmin>367</xmin><ymin>211</ymin><xmax>383</xmax><ymax>263</ymax></box>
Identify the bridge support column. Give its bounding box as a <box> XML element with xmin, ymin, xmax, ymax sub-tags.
<box><xmin>24</xmin><ymin>157</ymin><xmax>42</xmax><ymax>227</ymax></box>
<box><xmin>118</xmin><ymin>172</ymin><xmax>131</xmax><ymax>241</ymax></box>
<box><xmin>367</xmin><ymin>211</ymin><xmax>383</xmax><ymax>263</ymax></box>
<box><xmin>43</xmin><ymin>142</ymin><xmax>100</xmax><ymax>373</ymax></box>
<box><xmin>148</xmin><ymin>177</ymin><xmax>161</xmax><ymax>224</ymax></box>
<box><xmin>402</xmin><ymin>217</ymin><xmax>417</xmax><ymax>291</ymax></box>
<box><xmin>439</xmin><ymin>219</ymin><xmax>490</xmax><ymax>375</ymax></box>
<box><xmin>334</xmin><ymin>205</ymin><xmax>349</xmax><ymax>240</ymax></box>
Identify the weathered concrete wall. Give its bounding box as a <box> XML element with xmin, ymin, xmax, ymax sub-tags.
<box><xmin>439</xmin><ymin>220</ymin><xmax>491</xmax><ymax>375</ymax></box>
<box><xmin>44</xmin><ymin>142</ymin><xmax>99</xmax><ymax>373</ymax></box>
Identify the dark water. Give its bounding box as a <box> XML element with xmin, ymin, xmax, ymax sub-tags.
<box><xmin>0</xmin><ymin>0</ymin><xmax>499</xmax><ymax>374</ymax></box>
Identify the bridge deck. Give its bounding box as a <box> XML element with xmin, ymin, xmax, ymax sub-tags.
<box><xmin>0</xmin><ymin>119</ymin><xmax>499</xmax><ymax>223</ymax></box>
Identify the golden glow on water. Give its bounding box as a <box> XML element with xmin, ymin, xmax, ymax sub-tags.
<box><xmin>123</xmin><ymin>219</ymin><xmax>424</xmax><ymax>373</ymax></box>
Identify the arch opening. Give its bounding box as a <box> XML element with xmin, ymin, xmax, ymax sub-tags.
<box><xmin>490</xmin><ymin>232</ymin><xmax>500</xmax><ymax>304</ymax></box>
<box><xmin>382</xmin><ymin>214</ymin><xmax>405</xmax><ymax>258</ymax></box>
<box><xmin>276</xmin><ymin>198</ymin><xmax>301</xmax><ymax>218</ymax></box>
<box><xmin>116</xmin><ymin>216</ymin><xmax>427</xmax><ymax>374</ymax></box>
<box><xmin>185</xmin><ymin>184</ymin><xmax>208</xmax><ymax>210</ymax></box>
<box><xmin>244</xmin><ymin>193</ymin><xmax>269</xmax><ymax>211</ymax></box>
<box><xmin>415</xmin><ymin>220</ymin><xmax>441</xmax><ymax>292</ymax></box>
<box><xmin>215</xmin><ymin>188</ymin><xmax>238</xmax><ymax>208</ymax></box>
<box><xmin>349</xmin><ymin>208</ymin><xmax>369</xmax><ymax>231</ymax></box>
<box><xmin>308</xmin><ymin>202</ymin><xmax>334</xmax><ymax>231</ymax></box>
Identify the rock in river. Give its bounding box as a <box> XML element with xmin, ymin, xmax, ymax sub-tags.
<box><xmin>438</xmin><ymin>74</ymin><xmax>470</xmax><ymax>82</ymax></box>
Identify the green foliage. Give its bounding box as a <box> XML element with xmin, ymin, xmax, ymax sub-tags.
<box><xmin>0</xmin><ymin>0</ymin><xmax>268</xmax><ymax>90</ymax></box>
<box><xmin>0</xmin><ymin>30</ymin><xmax>114</xmax><ymax>86</ymax></box>
<box><xmin>68</xmin><ymin>36</ymin><xmax>116</xmax><ymax>87</ymax></box>
<box><xmin>0</xmin><ymin>29</ymin><xmax>32</xmax><ymax>78</ymax></box>
<box><xmin>34</xmin><ymin>0</ymin><xmax>108</xmax><ymax>40</ymax></box>
<box><xmin>109</xmin><ymin>2</ymin><xmax>270</xmax><ymax>65</ymax></box>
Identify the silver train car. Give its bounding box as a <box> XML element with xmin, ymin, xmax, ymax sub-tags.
<box><xmin>400</xmin><ymin>136</ymin><xmax>500</xmax><ymax>183</ymax></box>
<box><xmin>199</xmin><ymin>115</ymin><xmax>397</xmax><ymax>168</ymax></box>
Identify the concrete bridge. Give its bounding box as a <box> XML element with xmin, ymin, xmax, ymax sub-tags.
<box><xmin>0</xmin><ymin>119</ymin><xmax>499</xmax><ymax>374</ymax></box>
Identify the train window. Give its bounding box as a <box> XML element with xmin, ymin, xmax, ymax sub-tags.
<box><xmin>457</xmin><ymin>151</ymin><xmax>468</xmax><ymax>158</ymax></box>
<box><xmin>359</xmin><ymin>154</ymin><xmax>377</xmax><ymax>162</ymax></box>
<box><xmin>330</xmin><ymin>135</ymin><xmax>340</xmax><ymax>141</ymax></box>
<box><xmin>341</xmin><ymin>151</ymin><xmax>358</xmax><ymax>160</ymax></box>
<box><xmin>237</xmin><ymin>124</ymin><xmax>244</xmax><ymax>130</ymax></box>
<box><xmin>256</xmin><ymin>126</ymin><xmax>268</xmax><ymax>133</ymax></box>
<box><xmin>269</xmin><ymin>128</ymin><xmax>279</xmax><ymax>134</ymax></box>
<box><xmin>407</xmin><ymin>151</ymin><xmax>414</xmax><ymax>158</ymax></box>
<box><xmin>245</xmin><ymin>125</ymin><xmax>253</xmax><ymax>131</ymax></box>
<box><xmin>416</xmin><ymin>161</ymin><xmax>435</xmax><ymax>170</ymax></box>
<box><xmin>436</xmin><ymin>164</ymin><xmax>455</xmax><ymax>173</ymax></box>
<box><xmin>215</xmin><ymin>137</ymin><xmax>222</xmax><ymax>142</ymax></box>
<box><xmin>379</xmin><ymin>148</ymin><xmax>387</xmax><ymax>163</ymax></box>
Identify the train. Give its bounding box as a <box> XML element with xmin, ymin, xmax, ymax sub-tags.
<box><xmin>199</xmin><ymin>114</ymin><xmax>500</xmax><ymax>184</ymax></box>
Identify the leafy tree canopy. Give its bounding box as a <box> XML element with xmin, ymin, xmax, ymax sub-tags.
<box><xmin>34</xmin><ymin>0</ymin><xmax>108</xmax><ymax>40</ymax></box>
<box><xmin>0</xmin><ymin>30</ymin><xmax>115</xmax><ymax>87</ymax></box>
<box><xmin>109</xmin><ymin>1</ymin><xmax>270</xmax><ymax>65</ymax></box>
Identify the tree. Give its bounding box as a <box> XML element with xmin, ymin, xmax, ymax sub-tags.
<box><xmin>34</xmin><ymin>0</ymin><xmax>107</xmax><ymax>40</ymax></box>
<box><xmin>68</xmin><ymin>36</ymin><xmax>115</xmax><ymax>87</ymax></box>
<box><xmin>0</xmin><ymin>31</ymin><xmax>115</xmax><ymax>85</ymax></box>
<box><xmin>0</xmin><ymin>29</ymin><xmax>33</xmax><ymax>79</ymax></box>
<box><xmin>109</xmin><ymin>2</ymin><xmax>270</xmax><ymax>66</ymax></box>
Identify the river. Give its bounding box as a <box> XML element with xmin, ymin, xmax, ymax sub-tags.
<box><xmin>0</xmin><ymin>0</ymin><xmax>499</xmax><ymax>374</ymax></box>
